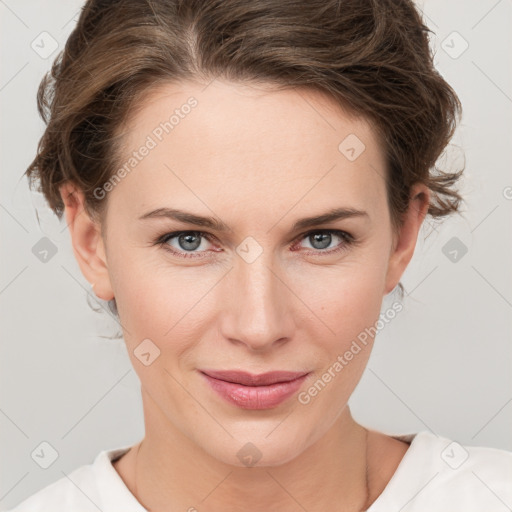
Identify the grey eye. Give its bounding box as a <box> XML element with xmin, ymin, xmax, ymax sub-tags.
<box><xmin>307</xmin><ymin>232</ymin><xmax>334</xmax><ymax>250</ymax></box>
<box><xmin>176</xmin><ymin>232</ymin><xmax>202</xmax><ymax>251</ymax></box>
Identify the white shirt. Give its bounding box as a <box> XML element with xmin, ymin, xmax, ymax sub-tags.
<box><xmin>6</xmin><ymin>431</ymin><xmax>512</xmax><ymax>512</ymax></box>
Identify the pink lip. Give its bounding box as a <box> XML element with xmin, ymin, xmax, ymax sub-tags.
<box><xmin>199</xmin><ymin>370</ymin><xmax>310</xmax><ymax>410</ymax></box>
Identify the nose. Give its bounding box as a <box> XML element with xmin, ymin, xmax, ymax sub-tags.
<box><xmin>219</xmin><ymin>254</ymin><xmax>295</xmax><ymax>352</ymax></box>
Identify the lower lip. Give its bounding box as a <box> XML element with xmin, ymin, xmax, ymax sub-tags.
<box><xmin>201</xmin><ymin>372</ymin><xmax>309</xmax><ymax>410</ymax></box>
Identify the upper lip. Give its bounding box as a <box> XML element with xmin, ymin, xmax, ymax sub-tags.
<box><xmin>200</xmin><ymin>369</ymin><xmax>309</xmax><ymax>386</ymax></box>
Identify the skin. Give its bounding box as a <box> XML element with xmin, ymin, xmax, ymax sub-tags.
<box><xmin>60</xmin><ymin>79</ymin><xmax>430</xmax><ymax>512</ymax></box>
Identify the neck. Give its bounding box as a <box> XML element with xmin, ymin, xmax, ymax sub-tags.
<box><xmin>126</xmin><ymin>391</ymin><xmax>371</xmax><ymax>512</ymax></box>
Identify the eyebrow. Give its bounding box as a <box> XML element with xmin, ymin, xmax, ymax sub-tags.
<box><xmin>139</xmin><ymin>207</ymin><xmax>369</xmax><ymax>232</ymax></box>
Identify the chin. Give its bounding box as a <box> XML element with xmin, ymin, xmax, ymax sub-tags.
<box><xmin>218</xmin><ymin>441</ymin><xmax>303</xmax><ymax>468</ymax></box>
<box><xmin>198</xmin><ymin>422</ymin><xmax>315</xmax><ymax>469</ymax></box>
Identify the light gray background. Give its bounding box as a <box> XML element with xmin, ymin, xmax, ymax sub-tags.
<box><xmin>1</xmin><ymin>0</ymin><xmax>511</xmax><ymax>509</ymax></box>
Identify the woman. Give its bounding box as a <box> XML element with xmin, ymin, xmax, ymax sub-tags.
<box><xmin>10</xmin><ymin>0</ymin><xmax>511</xmax><ymax>511</ymax></box>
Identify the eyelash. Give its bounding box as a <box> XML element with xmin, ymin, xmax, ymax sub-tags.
<box><xmin>154</xmin><ymin>229</ymin><xmax>355</xmax><ymax>259</ymax></box>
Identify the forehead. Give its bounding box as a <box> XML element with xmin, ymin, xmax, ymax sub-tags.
<box><xmin>110</xmin><ymin>79</ymin><xmax>388</xmax><ymax>223</ymax></box>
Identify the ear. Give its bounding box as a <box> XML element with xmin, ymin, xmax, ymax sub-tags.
<box><xmin>384</xmin><ymin>183</ymin><xmax>431</xmax><ymax>295</ymax></box>
<box><xmin>59</xmin><ymin>182</ymin><xmax>114</xmax><ymax>301</ymax></box>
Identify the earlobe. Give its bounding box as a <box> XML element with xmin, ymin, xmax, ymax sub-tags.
<box><xmin>59</xmin><ymin>182</ymin><xmax>114</xmax><ymax>301</ymax></box>
<box><xmin>384</xmin><ymin>183</ymin><xmax>430</xmax><ymax>295</ymax></box>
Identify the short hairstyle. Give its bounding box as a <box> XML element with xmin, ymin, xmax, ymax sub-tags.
<box><xmin>25</xmin><ymin>0</ymin><xmax>465</xmax><ymax>314</ymax></box>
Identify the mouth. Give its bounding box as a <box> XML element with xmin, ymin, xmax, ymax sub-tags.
<box><xmin>199</xmin><ymin>369</ymin><xmax>311</xmax><ymax>410</ymax></box>
<box><xmin>199</xmin><ymin>369</ymin><xmax>309</xmax><ymax>386</ymax></box>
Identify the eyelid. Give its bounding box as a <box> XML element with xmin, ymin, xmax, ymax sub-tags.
<box><xmin>156</xmin><ymin>228</ymin><xmax>354</xmax><ymax>258</ymax></box>
<box><xmin>291</xmin><ymin>229</ymin><xmax>354</xmax><ymax>252</ymax></box>
<box><xmin>158</xmin><ymin>229</ymin><xmax>222</xmax><ymax>251</ymax></box>
<box><xmin>294</xmin><ymin>228</ymin><xmax>353</xmax><ymax>243</ymax></box>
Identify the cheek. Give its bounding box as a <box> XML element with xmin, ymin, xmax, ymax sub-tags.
<box><xmin>293</xmin><ymin>262</ymin><xmax>387</xmax><ymax>414</ymax></box>
<box><xmin>294</xmin><ymin>254</ymin><xmax>388</xmax><ymax>346</ymax></box>
<box><xmin>108</xmin><ymin>226</ymin><xmax>389</xmax><ymax>357</ymax></box>
<box><xmin>109</xmin><ymin>250</ymin><xmax>218</xmax><ymax>355</ymax></box>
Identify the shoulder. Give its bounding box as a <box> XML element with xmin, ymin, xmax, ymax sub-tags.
<box><xmin>6</xmin><ymin>463</ymin><xmax>100</xmax><ymax>512</ymax></box>
<box><xmin>369</xmin><ymin>431</ymin><xmax>512</xmax><ymax>512</ymax></box>
<box><xmin>6</xmin><ymin>446</ymin><xmax>135</xmax><ymax>512</ymax></box>
<box><xmin>410</xmin><ymin>431</ymin><xmax>512</xmax><ymax>490</ymax></box>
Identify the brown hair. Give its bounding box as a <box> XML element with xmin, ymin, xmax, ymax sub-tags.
<box><xmin>25</xmin><ymin>0</ymin><xmax>464</xmax><ymax>315</ymax></box>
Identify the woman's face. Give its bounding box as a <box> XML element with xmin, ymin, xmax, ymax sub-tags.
<box><xmin>74</xmin><ymin>79</ymin><xmax>427</xmax><ymax>467</ymax></box>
